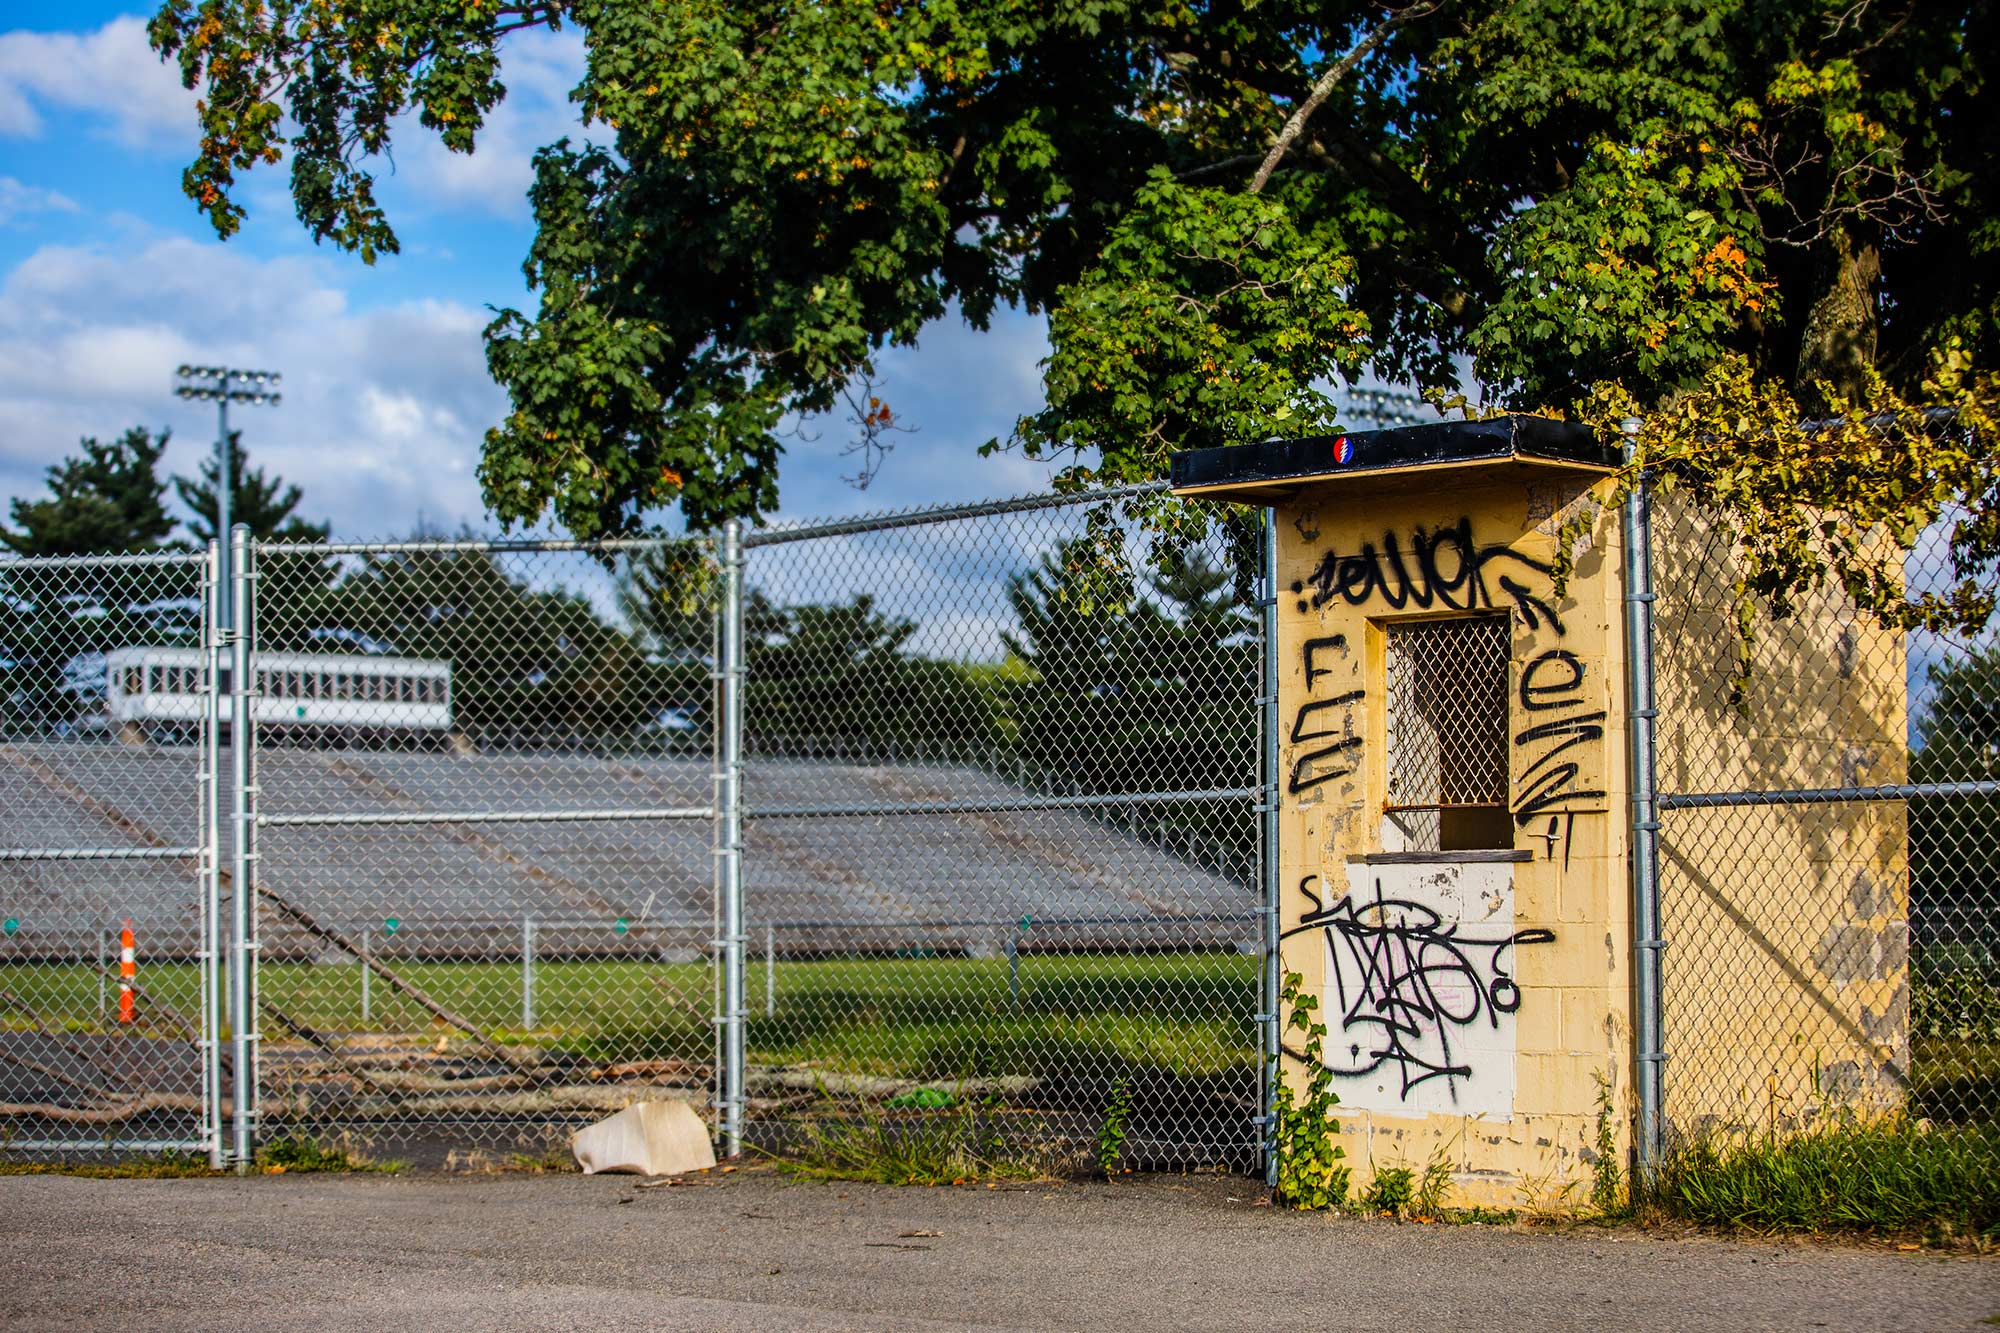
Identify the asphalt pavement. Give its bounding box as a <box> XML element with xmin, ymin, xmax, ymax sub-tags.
<box><xmin>2</xmin><ymin>1168</ymin><xmax>1992</xmax><ymax>1331</ymax></box>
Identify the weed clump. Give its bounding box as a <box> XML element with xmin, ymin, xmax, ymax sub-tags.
<box><xmin>1095</xmin><ymin>1077</ymin><xmax>1132</xmax><ymax>1179</ymax></box>
<box><xmin>1273</xmin><ymin>970</ymin><xmax>1349</xmax><ymax>1209</ymax></box>
<box><xmin>255</xmin><ymin>1135</ymin><xmax>405</xmax><ymax>1174</ymax></box>
<box><xmin>1654</xmin><ymin>1114</ymin><xmax>1999</xmax><ymax>1239</ymax></box>
<box><xmin>1361</xmin><ymin>1164</ymin><xmax>1416</xmax><ymax>1218</ymax></box>
<box><xmin>1590</xmin><ymin>1071</ymin><xmax>1626</xmax><ymax>1217</ymax></box>
<box><xmin>771</xmin><ymin>1083</ymin><xmax>1045</xmax><ymax>1186</ymax></box>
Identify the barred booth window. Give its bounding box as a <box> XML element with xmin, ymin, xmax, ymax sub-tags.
<box><xmin>1382</xmin><ymin>614</ymin><xmax>1513</xmax><ymax>851</ymax></box>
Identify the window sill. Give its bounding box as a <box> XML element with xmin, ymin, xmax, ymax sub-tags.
<box><xmin>1347</xmin><ymin>850</ymin><xmax>1532</xmax><ymax>865</ymax></box>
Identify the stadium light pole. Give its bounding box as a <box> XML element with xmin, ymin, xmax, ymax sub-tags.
<box><xmin>174</xmin><ymin>365</ymin><xmax>281</xmax><ymax>628</ymax></box>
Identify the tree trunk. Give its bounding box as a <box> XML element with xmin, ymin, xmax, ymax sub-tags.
<box><xmin>1794</xmin><ymin>227</ymin><xmax>1881</xmax><ymax>404</ymax></box>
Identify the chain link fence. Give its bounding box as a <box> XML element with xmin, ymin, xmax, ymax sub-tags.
<box><xmin>1651</xmin><ymin>492</ymin><xmax>1998</xmax><ymax>1175</ymax></box>
<box><xmin>0</xmin><ymin>487</ymin><xmax>1262</xmax><ymax>1168</ymax></box>
<box><xmin>3</xmin><ymin>469</ymin><xmax>1990</xmax><ymax>1185</ymax></box>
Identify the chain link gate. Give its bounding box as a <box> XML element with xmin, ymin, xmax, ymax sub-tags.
<box><xmin>0</xmin><ymin>548</ymin><xmax>222</xmax><ymax>1161</ymax></box>
<box><xmin>235</xmin><ymin>532</ymin><xmax>722</xmax><ymax>1163</ymax></box>
<box><xmin>728</xmin><ymin>489</ymin><xmax>1265</xmax><ymax>1171</ymax></box>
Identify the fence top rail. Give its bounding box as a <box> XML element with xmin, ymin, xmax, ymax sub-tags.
<box><xmin>252</xmin><ymin>534</ymin><xmax>711</xmax><ymax>557</ymax></box>
<box><xmin>0</xmin><ymin>549</ymin><xmax>208</xmax><ymax>572</ymax></box>
<box><xmin>234</xmin><ymin>482</ymin><xmax>1206</xmax><ymax>558</ymax></box>
<box><xmin>740</xmin><ymin>482</ymin><xmax>1173</xmax><ymax>548</ymax></box>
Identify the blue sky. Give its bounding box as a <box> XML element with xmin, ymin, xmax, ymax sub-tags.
<box><xmin>0</xmin><ymin>4</ymin><xmax>1063</xmax><ymax>541</ymax></box>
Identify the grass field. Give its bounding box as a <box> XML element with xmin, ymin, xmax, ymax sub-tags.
<box><xmin>0</xmin><ymin>952</ymin><xmax>1261</xmax><ymax>1082</ymax></box>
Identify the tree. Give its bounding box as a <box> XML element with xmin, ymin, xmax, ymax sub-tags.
<box><xmin>745</xmin><ymin>592</ymin><xmax>1000</xmax><ymax>762</ymax></box>
<box><xmin>174</xmin><ymin>433</ymin><xmax>331</xmax><ymax>544</ymax></box>
<box><xmin>616</xmin><ymin>537</ymin><xmax>719</xmax><ymax>663</ymax></box>
<box><xmin>0</xmin><ymin>428</ymin><xmax>187</xmax><ymax>732</ymax></box>
<box><xmin>1001</xmin><ymin>542</ymin><xmax>1259</xmax><ymax>869</ymax></box>
<box><xmin>1910</xmin><ymin>645</ymin><xmax>2000</xmax><ymax>921</ymax></box>
<box><xmin>2</xmin><ymin>427</ymin><xmax>176</xmax><ymax>556</ymax></box>
<box><xmin>151</xmin><ymin>2</ymin><xmax>1996</xmax><ymax>635</ymax></box>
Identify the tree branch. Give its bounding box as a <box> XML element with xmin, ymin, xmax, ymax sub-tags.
<box><xmin>1248</xmin><ymin>5</ymin><xmax>1435</xmax><ymax>195</ymax></box>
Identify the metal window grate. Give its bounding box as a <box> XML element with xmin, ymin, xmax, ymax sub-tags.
<box><xmin>1383</xmin><ymin>614</ymin><xmax>1511</xmax><ymax>813</ymax></box>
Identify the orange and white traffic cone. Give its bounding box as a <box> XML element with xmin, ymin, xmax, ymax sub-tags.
<box><xmin>118</xmin><ymin>921</ymin><xmax>136</xmax><ymax>1024</ymax></box>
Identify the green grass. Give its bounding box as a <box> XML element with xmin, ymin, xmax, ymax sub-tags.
<box><xmin>1654</xmin><ymin>1115</ymin><xmax>2000</xmax><ymax>1239</ymax></box>
<box><xmin>0</xmin><ymin>952</ymin><xmax>1259</xmax><ymax>1083</ymax></box>
<box><xmin>737</xmin><ymin>953</ymin><xmax>1257</xmax><ymax>1081</ymax></box>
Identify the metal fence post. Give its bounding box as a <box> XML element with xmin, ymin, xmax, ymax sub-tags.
<box><xmin>228</xmin><ymin>523</ymin><xmax>258</xmax><ymax>1171</ymax></box>
<box><xmin>202</xmin><ymin>536</ymin><xmax>226</xmax><ymax>1169</ymax></box>
<box><xmin>1259</xmin><ymin>506</ymin><xmax>1282</xmax><ymax>1188</ymax></box>
<box><xmin>717</xmin><ymin>519</ymin><xmax>747</xmax><ymax>1157</ymax></box>
<box><xmin>764</xmin><ymin>922</ymin><xmax>775</xmax><ymax>1019</ymax></box>
<box><xmin>522</xmin><ymin>916</ymin><xmax>536</xmax><ymax>1030</ymax></box>
<box><xmin>1619</xmin><ymin>443</ymin><xmax>1666</xmax><ymax>1178</ymax></box>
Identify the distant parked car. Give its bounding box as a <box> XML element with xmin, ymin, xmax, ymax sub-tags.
<box><xmin>649</xmin><ymin>706</ymin><xmax>700</xmax><ymax>734</ymax></box>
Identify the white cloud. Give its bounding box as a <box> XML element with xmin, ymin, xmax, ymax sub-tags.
<box><xmin>0</xmin><ymin>17</ymin><xmax>197</xmax><ymax>149</ymax></box>
<box><xmin>0</xmin><ymin>176</ymin><xmax>80</xmax><ymax>227</ymax></box>
<box><xmin>0</xmin><ymin>236</ymin><xmax>1059</xmax><ymax>545</ymax></box>
<box><xmin>0</xmin><ymin>235</ymin><xmax>500</xmax><ymax>538</ymax></box>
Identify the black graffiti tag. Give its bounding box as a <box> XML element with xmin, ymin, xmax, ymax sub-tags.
<box><xmin>1288</xmin><ymin>635</ymin><xmax>1364</xmax><ymax>794</ymax></box>
<box><xmin>1285</xmin><ymin>877</ymin><xmax>1555</xmax><ymax>1102</ymax></box>
<box><xmin>1511</xmin><ymin>648</ymin><xmax>1606</xmax><ymax>824</ymax></box>
<box><xmin>1291</xmin><ymin>517</ymin><xmax>1567</xmax><ymax>635</ymax></box>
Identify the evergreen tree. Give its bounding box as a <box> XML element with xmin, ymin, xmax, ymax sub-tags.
<box><xmin>745</xmin><ymin>592</ymin><xmax>998</xmax><ymax>762</ymax></box>
<box><xmin>0</xmin><ymin>428</ymin><xmax>191</xmax><ymax>733</ymax></box>
<box><xmin>1003</xmin><ymin>540</ymin><xmax>1165</xmax><ymax>796</ymax></box>
<box><xmin>1004</xmin><ymin>543</ymin><xmax>1258</xmax><ymax>869</ymax></box>
<box><xmin>1</xmin><ymin>428</ymin><xmax>176</xmax><ymax>556</ymax></box>
<box><xmin>173</xmin><ymin>432</ymin><xmax>331</xmax><ymax>543</ymax></box>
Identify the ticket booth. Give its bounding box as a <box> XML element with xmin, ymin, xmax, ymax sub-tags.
<box><xmin>1173</xmin><ymin>415</ymin><xmax>1911</xmax><ymax>1207</ymax></box>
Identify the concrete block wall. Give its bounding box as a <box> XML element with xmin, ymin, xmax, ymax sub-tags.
<box><xmin>1270</xmin><ymin>469</ymin><xmax>1634</xmax><ymax>1209</ymax></box>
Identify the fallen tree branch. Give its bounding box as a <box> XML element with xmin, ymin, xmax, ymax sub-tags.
<box><xmin>84</xmin><ymin>963</ymin><xmax>227</xmax><ymax>1076</ymax></box>
<box><xmin>0</xmin><ymin>1092</ymin><xmax>199</xmax><ymax>1124</ymax></box>
<box><xmin>257</xmin><ymin>999</ymin><xmax>395</xmax><ymax>1092</ymax></box>
<box><xmin>0</xmin><ymin>1046</ymin><xmax>115</xmax><ymax>1101</ymax></box>
<box><xmin>252</xmin><ymin>883</ymin><xmax>538</xmax><ymax>1072</ymax></box>
<box><xmin>0</xmin><ymin>986</ymin><xmax>136</xmax><ymax>1090</ymax></box>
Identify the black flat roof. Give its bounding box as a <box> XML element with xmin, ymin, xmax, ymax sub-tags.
<box><xmin>1169</xmin><ymin>415</ymin><xmax>1618</xmax><ymax>499</ymax></box>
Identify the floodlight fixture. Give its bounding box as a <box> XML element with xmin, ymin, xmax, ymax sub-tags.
<box><xmin>1343</xmin><ymin>386</ymin><xmax>1432</xmax><ymax>429</ymax></box>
